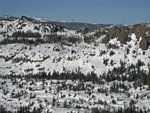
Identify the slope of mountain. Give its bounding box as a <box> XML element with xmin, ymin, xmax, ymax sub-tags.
<box><xmin>0</xmin><ymin>34</ymin><xmax>149</xmax><ymax>76</ymax></box>
<box><xmin>0</xmin><ymin>16</ymin><xmax>150</xmax><ymax>113</ymax></box>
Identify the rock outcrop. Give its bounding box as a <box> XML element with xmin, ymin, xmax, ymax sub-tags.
<box><xmin>139</xmin><ymin>37</ymin><xmax>148</xmax><ymax>50</ymax></box>
<box><xmin>102</xmin><ymin>24</ymin><xmax>150</xmax><ymax>50</ymax></box>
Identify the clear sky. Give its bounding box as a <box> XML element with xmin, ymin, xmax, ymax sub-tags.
<box><xmin>0</xmin><ymin>0</ymin><xmax>150</xmax><ymax>24</ymax></box>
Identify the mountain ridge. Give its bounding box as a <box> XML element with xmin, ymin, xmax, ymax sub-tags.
<box><xmin>0</xmin><ymin>15</ymin><xmax>120</xmax><ymax>30</ymax></box>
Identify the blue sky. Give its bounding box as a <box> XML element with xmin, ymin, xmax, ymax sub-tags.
<box><xmin>0</xmin><ymin>0</ymin><xmax>150</xmax><ymax>24</ymax></box>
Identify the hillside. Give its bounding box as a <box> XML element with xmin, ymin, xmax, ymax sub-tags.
<box><xmin>0</xmin><ymin>16</ymin><xmax>150</xmax><ymax>113</ymax></box>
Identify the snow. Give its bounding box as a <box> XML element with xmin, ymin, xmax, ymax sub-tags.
<box><xmin>57</xmin><ymin>28</ymin><xmax>78</xmax><ymax>37</ymax></box>
<box><xmin>0</xmin><ymin>17</ymin><xmax>150</xmax><ymax>112</ymax></box>
<box><xmin>0</xmin><ymin>35</ymin><xmax>5</xmax><ymax>42</ymax></box>
<box><xmin>0</xmin><ymin>78</ymin><xmax>150</xmax><ymax>113</ymax></box>
<box><xmin>0</xmin><ymin>33</ymin><xmax>149</xmax><ymax>76</ymax></box>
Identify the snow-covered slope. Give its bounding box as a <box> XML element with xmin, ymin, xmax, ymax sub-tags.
<box><xmin>0</xmin><ymin>17</ymin><xmax>149</xmax><ymax>76</ymax></box>
<box><xmin>0</xmin><ymin>16</ymin><xmax>150</xmax><ymax>113</ymax></box>
<box><xmin>0</xmin><ymin>34</ymin><xmax>149</xmax><ymax>76</ymax></box>
<box><xmin>0</xmin><ymin>16</ymin><xmax>79</xmax><ymax>38</ymax></box>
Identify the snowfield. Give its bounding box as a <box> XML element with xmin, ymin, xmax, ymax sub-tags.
<box><xmin>0</xmin><ymin>34</ymin><xmax>149</xmax><ymax>76</ymax></box>
<box><xmin>0</xmin><ymin>16</ymin><xmax>150</xmax><ymax>113</ymax></box>
<box><xmin>0</xmin><ymin>78</ymin><xmax>150</xmax><ymax>113</ymax></box>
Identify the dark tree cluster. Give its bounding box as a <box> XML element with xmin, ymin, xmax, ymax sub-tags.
<box><xmin>92</xmin><ymin>106</ymin><xmax>146</xmax><ymax>113</ymax></box>
<box><xmin>12</xmin><ymin>31</ymin><xmax>41</xmax><ymax>38</ymax></box>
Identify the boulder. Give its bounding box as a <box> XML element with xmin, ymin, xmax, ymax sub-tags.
<box><xmin>102</xmin><ymin>36</ymin><xmax>110</xmax><ymax>43</ymax></box>
<box><xmin>139</xmin><ymin>37</ymin><xmax>148</xmax><ymax>50</ymax></box>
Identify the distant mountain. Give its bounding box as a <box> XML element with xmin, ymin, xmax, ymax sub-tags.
<box><xmin>0</xmin><ymin>15</ymin><xmax>113</xmax><ymax>30</ymax></box>
<box><xmin>31</xmin><ymin>16</ymin><xmax>113</xmax><ymax>30</ymax></box>
<box><xmin>0</xmin><ymin>15</ymin><xmax>18</xmax><ymax>21</ymax></box>
<box><xmin>48</xmin><ymin>21</ymin><xmax>112</xmax><ymax>30</ymax></box>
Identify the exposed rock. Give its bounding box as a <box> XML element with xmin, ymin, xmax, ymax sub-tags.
<box><xmin>101</xmin><ymin>24</ymin><xmax>149</xmax><ymax>50</ymax></box>
<box><xmin>118</xmin><ymin>26</ymin><xmax>130</xmax><ymax>44</ymax></box>
<box><xmin>105</xmin><ymin>26</ymin><xmax>130</xmax><ymax>44</ymax></box>
<box><xmin>107</xmin><ymin>26</ymin><xmax>119</xmax><ymax>39</ymax></box>
<box><xmin>131</xmin><ymin>24</ymin><xmax>147</xmax><ymax>40</ymax></box>
<box><xmin>101</xmin><ymin>36</ymin><xmax>110</xmax><ymax>43</ymax></box>
<box><xmin>139</xmin><ymin>37</ymin><xmax>148</xmax><ymax>50</ymax></box>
